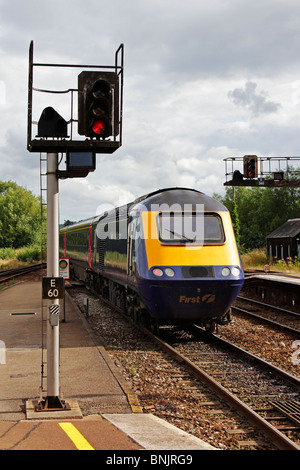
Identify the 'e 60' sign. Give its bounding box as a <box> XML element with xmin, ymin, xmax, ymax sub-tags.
<box><xmin>42</xmin><ymin>277</ymin><xmax>65</xmax><ymax>299</ymax></box>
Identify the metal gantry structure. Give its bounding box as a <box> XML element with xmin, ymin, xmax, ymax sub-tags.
<box><xmin>27</xmin><ymin>40</ymin><xmax>124</xmax><ymax>156</ymax></box>
<box><xmin>224</xmin><ymin>155</ymin><xmax>300</xmax><ymax>188</ymax></box>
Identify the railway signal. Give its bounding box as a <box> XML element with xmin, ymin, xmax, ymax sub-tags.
<box><xmin>224</xmin><ymin>156</ymin><xmax>300</xmax><ymax>187</ymax></box>
<box><xmin>243</xmin><ymin>155</ymin><xmax>258</xmax><ymax>179</ymax></box>
<box><xmin>37</xmin><ymin>107</ymin><xmax>68</xmax><ymax>138</ymax></box>
<box><xmin>26</xmin><ymin>42</ymin><xmax>124</xmax><ymax>412</ymax></box>
<box><xmin>78</xmin><ymin>71</ymin><xmax>119</xmax><ymax>139</ymax></box>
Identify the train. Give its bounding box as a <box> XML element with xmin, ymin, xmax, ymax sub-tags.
<box><xmin>59</xmin><ymin>187</ymin><xmax>244</xmax><ymax>333</ymax></box>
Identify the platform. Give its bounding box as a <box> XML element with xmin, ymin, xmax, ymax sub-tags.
<box><xmin>254</xmin><ymin>273</ymin><xmax>300</xmax><ymax>285</ymax></box>
<box><xmin>0</xmin><ymin>280</ymin><xmax>215</xmax><ymax>450</ymax></box>
<box><xmin>243</xmin><ymin>272</ymin><xmax>300</xmax><ymax>308</ymax></box>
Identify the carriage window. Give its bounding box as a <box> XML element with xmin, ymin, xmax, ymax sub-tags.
<box><xmin>157</xmin><ymin>213</ymin><xmax>225</xmax><ymax>244</ymax></box>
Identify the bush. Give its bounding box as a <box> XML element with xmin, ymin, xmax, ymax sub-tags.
<box><xmin>0</xmin><ymin>247</ymin><xmax>15</xmax><ymax>259</ymax></box>
<box><xmin>276</xmin><ymin>257</ymin><xmax>300</xmax><ymax>273</ymax></box>
<box><xmin>0</xmin><ymin>181</ymin><xmax>42</xmax><ymax>248</ymax></box>
<box><xmin>15</xmin><ymin>245</ymin><xmax>41</xmax><ymax>263</ymax></box>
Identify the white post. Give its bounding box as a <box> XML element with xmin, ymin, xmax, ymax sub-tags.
<box><xmin>46</xmin><ymin>152</ymin><xmax>60</xmax><ymax>402</ymax></box>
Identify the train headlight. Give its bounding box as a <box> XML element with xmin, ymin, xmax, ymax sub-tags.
<box><xmin>165</xmin><ymin>268</ymin><xmax>175</xmax><ymax>277</ymax></box>
<box><xmin>231</xmin><ymin>267</ymin><xmax>240</xmax><ymax>276</ymax></box>
<box><xmin>221</xmin><ymin>267</ymin><xmax>231</xmax><ymax>277</ymax></box>
<box><xmin>153</xmin><ymin>268</ymin><xmax>164</xmax><ymax>277</ymax></box>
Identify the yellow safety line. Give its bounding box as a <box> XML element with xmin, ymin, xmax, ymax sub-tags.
<box><xmin>59</xmin><ymin>422</ymin><xmax>94</xmax><ymax>450</ymax></box>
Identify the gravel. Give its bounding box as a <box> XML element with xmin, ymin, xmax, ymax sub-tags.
<box><xmin>217</xmin><ymin>314</ymin><xmax>300</xmax><ymax>379</ymax></box>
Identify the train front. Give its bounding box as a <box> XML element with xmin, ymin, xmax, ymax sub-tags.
<box><xmin>132</xmin><ymin>195</ymin><xmax>244</xmax><ymax>330</ymax></box>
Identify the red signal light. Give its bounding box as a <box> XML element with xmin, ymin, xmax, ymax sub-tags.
<box><xmin>243</xmin><ymin>155</ymin><xmax>258</xmax><ymax>179</ymax></box>
<box><xmin>92</xmin><ymin>120</ymin><xmax>106</xmax><ymax>135</ymax></box>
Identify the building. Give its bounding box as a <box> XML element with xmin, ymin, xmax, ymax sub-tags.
<box><xmin>266</xmin><ymin>219</ymin><xmax>300</xmax><ymax>261</ymax></box>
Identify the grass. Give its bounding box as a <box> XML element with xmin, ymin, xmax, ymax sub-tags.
<box><xmin>0</xmin><ymin>245</ymin><xmax>42</xmax><ymax>270</ymax></box>
<box><xmin>241</xmin><ymin>248</ymin><xmax>300</xmax><ymax>274</ymax></box>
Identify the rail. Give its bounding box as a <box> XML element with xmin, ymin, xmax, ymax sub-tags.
<box><xmin>234</xmin><ymin>296</ymin><xmax>300</xmax><ymax>335</ymax></box>
<box><xmin>0</xmin><ymin>263</ymin><xmax>46</xmax><ymax>284</ymax></box>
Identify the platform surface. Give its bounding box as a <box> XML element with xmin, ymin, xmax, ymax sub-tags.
<box><xmin>253</xmin><ymin>273</ymin><xmax>300</xmax><ymax>285</ymax></box>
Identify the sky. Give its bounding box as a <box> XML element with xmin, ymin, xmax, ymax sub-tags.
<box><xmin>1</xmin><ymin>0</ymin><xmax>300</xmax><ymax>223</ymax></box>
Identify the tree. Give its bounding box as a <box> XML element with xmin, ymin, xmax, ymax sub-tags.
<box><xmin>215</xmin><ymin>184</ymin><xmax>300</xmax><ymax>252</ymax></box>
<box><xmin>0</xmin><ymin>181</ymin><xmax>42</xmax><ymax>248</ymax></box>
<box><xmin>62</xmin><ymin>219</ymin><xmax>76</xmax><ymax>227</ymax></box>
<box><xmin>231</xmin><ymin>198</ymin><xmax>241</xmax><ymax>247</ymax></box>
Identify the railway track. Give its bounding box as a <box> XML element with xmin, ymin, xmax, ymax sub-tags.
<box><xmin>148</xmin><ymin>326</ymin><xmax>300</xmax><ymax>450</ymax></box>
<box><xmin>234</xmin><ymin>296</ymin><xmax>300</xmax><ymax>335</ymax></box>
<box><xmin>0</xmin><ymin>263</ymin><xmax>46</xmax><ymax>285</ymax></box>
<box><xmin>68</xmin><ymin>284</ymin><xmax>300</xmax><ymax>450</ymax></box>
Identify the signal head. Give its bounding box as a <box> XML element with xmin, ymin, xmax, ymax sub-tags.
<box><xmin>243</xmin><ymin>155</ymin><xmax>258</xmax><ymax>179</ymax></box>
<box><xmin>37</xmin><ymin>107</ymin><xmax>68</xmax><ymax>138</ymax></box>
<box><xmin>78</xmin><ymin>71</ymin><xmax>119</xmax><ymax>139</ymax></box>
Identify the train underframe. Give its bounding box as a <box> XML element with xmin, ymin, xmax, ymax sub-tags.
<box><xmin>70</xmin><ymin>262</ymin><xmax>232</xmax><ymax>334</ymax></box>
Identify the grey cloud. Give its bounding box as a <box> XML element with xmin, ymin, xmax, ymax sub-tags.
<box><xmin>228</xmin><ymin>82</ymin><xmax>281</xmax><ymax>115</ymax></box>
<box><xmin>1</xmin><ymin>0</ymin><xmax>300</xmax><ymax>223</ymax></box>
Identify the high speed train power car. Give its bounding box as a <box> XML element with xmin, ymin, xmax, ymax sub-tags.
<box><xmin>60</xmin><ymin>187</ymin><xmax>244</xmax><ymax>332</ymax></box>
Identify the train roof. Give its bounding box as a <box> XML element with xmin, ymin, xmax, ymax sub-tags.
<box><xmin>60</xmin><ymin>187</ymin><xmax>228</xmax><ymax>231</ymax></box>
<box><xmin>132</xmin><ymin>187</ymin><xmax>228</xmax><ymax>211</ymax></box>
<box><xmin>60</xmin><ymin>215</ymin><xmax>99</xmax><ymax>231</ymax></box>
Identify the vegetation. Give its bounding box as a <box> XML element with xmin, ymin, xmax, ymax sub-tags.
<box><xmin>241</xmin><ymin>248</ymin><xmax>300</xmax><ymax>273</ymax></box>
<box><xmin>214</xmin><ymin>185</ymin><xmax>300</xmax><ymax>253</ymax></box>
<box><xmin>214</xmin><ymin>183</ymin><xmax>300</xmax><ymax>274</ymax></box>
<box><xmin>0</xmin><ymin>181</ymin><xmax>45</xmax><ymax>249</ymax></box>
<box><xmin>0</xmin><ymin>181</ymin><xmax>44</xmax><ymax>269</ymax></box>
<box><xmin>0</xmin><ymin>245</ymin><xmax>42</xmax><ymax>270</ymax></box>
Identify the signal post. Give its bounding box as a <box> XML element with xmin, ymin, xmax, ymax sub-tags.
<box><xmin>45</xmin><ymin>152</ymin><xmax>61</xmax><ymax>408</ymax></box>
<box><xmin>27</xmin><ymin>41</ymin><xmax>124</xmax><ymax>411</ymax></box>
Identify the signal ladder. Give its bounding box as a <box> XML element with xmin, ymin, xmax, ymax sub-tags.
<box><xmin>39</xmin><ymin>153</ymin><xmax>48</xmax><ymax>396</ymax></box>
